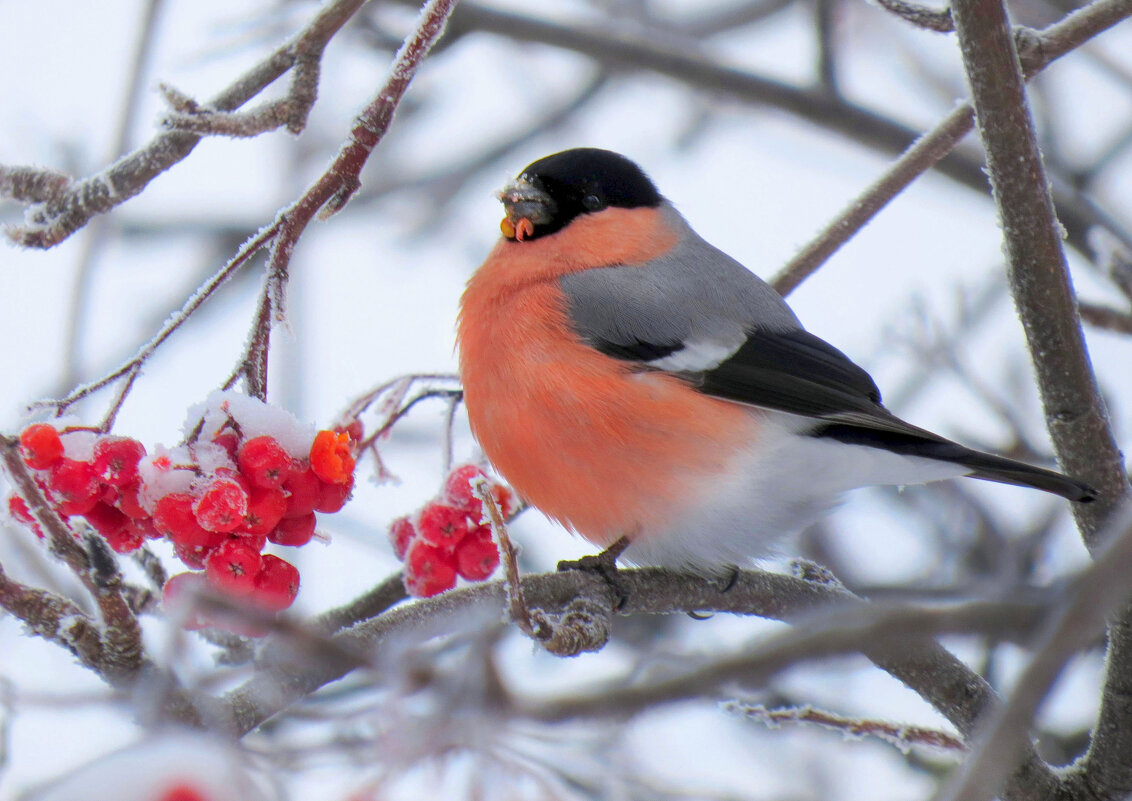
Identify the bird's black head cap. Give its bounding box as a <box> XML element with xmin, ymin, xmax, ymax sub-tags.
<box><xmin>501</xmin><ymin>148</ymin><xmax>663</xmax><ymax>240</ymax></box>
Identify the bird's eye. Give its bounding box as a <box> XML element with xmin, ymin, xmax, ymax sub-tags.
<box><xmin>582</xmin><ymin>194</ymin><xmax>604</xmax><ymax>211</ymax></box>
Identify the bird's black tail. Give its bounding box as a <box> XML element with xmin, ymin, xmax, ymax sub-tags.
<box><xmin>960</xmin><ymin>452</ymin><xmax>1096</xmax><ymax>502</ymax></box>
<box><xmin>814</xmin><ymin>423</ymin><xmax>1097</xmax><ymax>502</ymax></box>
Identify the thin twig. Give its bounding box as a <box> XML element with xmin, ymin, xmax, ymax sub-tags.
<box><xmin>473</xmin><ymin>480</ymin><xmax>543</xmax><ymax>641</ymax></box>
<box><xmin>30</xmin><ymin>222</ymin><xmax>278</xmax><ymax>416</ymax></box>
<box><xmin>872</xmin><ymin>0</ymin><xmax>954</xmax><ymax>31</ymax></box>
<box><xmin>724</xmin><ymin>702</ymin><xmax>967</xmax><ymax>753</ymax></box>
<box><xmin>1078</xmin><ymin>300</ymin><xmax>1132</xmax><ymax>335</ymax></box>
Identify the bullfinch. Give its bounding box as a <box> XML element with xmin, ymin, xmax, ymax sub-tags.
<box><xmin>457</xmin><ymin>148</ymin><xmax>1095</xmax><ymax>572</ymax></box>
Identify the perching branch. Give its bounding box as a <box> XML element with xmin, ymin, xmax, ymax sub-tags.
<box><xmin>206</xmin><ymin>564</ymin><xmax>1042</xmax><ymax>788</ymax></box>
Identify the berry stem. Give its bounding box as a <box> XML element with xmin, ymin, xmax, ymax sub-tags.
<box><xmin>472</xmin><ymin>479</ymin><xmax>546</xmax><ymax>642</ymax></box>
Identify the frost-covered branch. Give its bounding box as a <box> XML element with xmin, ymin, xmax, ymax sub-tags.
<box><xmin>0</xmin><ymin>437</ymin><xmax>143</xmax><ymax>682</ymax></box>
<box><xmin>207</xmin><ymin>567</ymin><xmax>1038</xmax><ymax>763</ymax></box>
<box><xmin>433</xmin><ymin>0</ymin><xmax>1132</xmax><ymax>267</ymax></box>
<box><xmin>953</xmin><ymin>0</ymin><xmax>1127</xmax><ymax>542</ymax></box>
<box><xmin>0</xmin><ymin>563</ymin><xmax>104</xmax><ymax>670</ymax></box>
<box><xmin>1</xmin><ymin>0</ymin><xmax>370</xmax><ymax>248</ymax></box>
<box><xmin>771</xmin><ymin>0</ymin><xmax>1132</xmax><ymax>296</ymax></box>
<box><xmin>31</xmin><ymin>223</ymin><xmax>279</xmax><ymax>418</ymax></box>
<box><xmin>724</xmin><ymin>702</ymin><xmax>966</xmax><ymax>753</ymax></box>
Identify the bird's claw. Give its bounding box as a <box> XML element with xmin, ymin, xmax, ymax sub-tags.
<box><xmin>558</xmin><ymin>536</ymin><xmax>631</xmax><ymax>610</ymax></box>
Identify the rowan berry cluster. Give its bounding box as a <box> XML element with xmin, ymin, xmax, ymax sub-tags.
<box><xmin>7</xmin><ymin>394</ymin><xmax>360</xmax><ymax>624</ymax></box>
<box><xmin>389</xmin><ymin>464</ymin><xmax>515</xmax><ymax>597</ymax></box>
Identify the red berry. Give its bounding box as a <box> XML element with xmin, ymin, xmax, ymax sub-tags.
<box><xmin>91</xmin><ymin>436</ymin><xmax>146</xmax><ymax>487</ymax></box>
<box><xmin>192</xmin><ymin>477</ymin><xmax>248</xmax><ymax>533</ymax></box>
<box><xmin>154</xmin><ymin>493</ymin><xmax>225</xmax><ymax>549</ymax></box>
<box><xmin>19</xmin><ymin>424</ymin><xmax>64</xmax><ymax>470</ymax></box>
<box><xmin>173</xmin><ymin>542</ymin><xmax>213</xmax><ymax>570</ymax></box>
<box><xmin>237</xmin><ymin>436</ymin><xmax>292</xmax><ymax>489</ymax></box>
<box><xmin>403</xmin><ymin>539</ymin><xmax>457</xmax><ymax>597</ymax></box>
<box><xmin>252</xmin><ymin>554</ymin><xmax>300</xmax><ymax>611</ymax></box>
<box><xmin>131</xmin><ymin>516</ymin><xmax>161</xmax><ymax>540</ymax></box>
<box><xmin>490</xmin><ymin>484</ymin><xmax>519</xmax><ymax>519</ymax></box>
<box><xmin>443</xmin><ymin>465</ymin><xmax>516</xmax><ymax>521</ymax></box>
<box><xmin>242</xmin><ymin>486</ymin><xmax>287</xmax><ymax>536</ymax></box>
<box><xmin>269</xmin><ymin>512</ymin><xmax>316</xmax><ymax>547</ymax></box>
<box><xmin>309</xmin><ymin>430</ymin><xmax>355</xmax><ymax>485</ymax></box>
<box><xmin>83</xmin><ymin>502</ymin><xmax>143</xmax><ymax>553</ymax></box>
<box><xmin>234</xmin><ymin>530</ymin><xmax>268</xmax><ymax>554</ymax></box>
<box><xmin>7</xmin><ymin>495</ymin><xmax>44</xmax><ymax>538</ymax></box>
<box><xmin>388</xmin><ymin>516</ymin><xmax>417</xmax><ymax>560</ymax></box>
<box><xmin>205</xmin><ymin>539</ymin><xmax>262</xmax><ymax>596</ymax></box>
<box><xmin>417</xmin><ymin>503</ymin><xmax>470</xmax><ymax>549</ymax></box>
<box><xmin>115</xmin><ymin>479</ymin><xmax>148</xmax><ymax>519</ymax></box>
<box><xmin>455</xmin><ymin>528</ymin><xmax>500</xmax><ymax>581</ymax></box>
<box><xmin>314</xmin><ymin>474</ymin><xmax>353</xmax><ymax>514</ymax></box>
<box><xmin>213</xmin><ymin>466</ymin><xmax>251</xmax><ymax>492</ymax></box>
<box><xmin>211</xmin><ymin>430</ymin><xmax>240</xmax><ymax>460</ymax></box>
<box><xmin>282</xmin><ymin>467</ymin><xmax>321</xmax><ymax>518</ymax></box>
<box><xmin>47</xmin><ymin>458</ymin><xmax>100</xmax><ymax>515</ymax></box>
<box><xmin>444</xmin><ymin>464</ymin><xmax>488</xmax><ymax>509</ymax></box>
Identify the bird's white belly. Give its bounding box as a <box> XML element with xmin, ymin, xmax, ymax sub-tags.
<box><xmin>625</xmin><ymin>410</ymin><xmax>970</xmax><ymax>572</ymax></box>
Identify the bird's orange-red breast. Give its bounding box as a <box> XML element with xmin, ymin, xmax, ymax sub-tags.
<box><xmin>459</xmin><ymin>206</ymin><xmax>760</xmax><ymax>548</ymax></box>
<box><xmin>458</xmin><ymin>148</ymin><xmax>1094</xmax><ymax>571</ymax></box>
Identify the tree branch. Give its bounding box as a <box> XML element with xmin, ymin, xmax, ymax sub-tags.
<box><xmin>771</xmin><ymin>0</ymin><xmax>1132</xmax><ymax>295</ymax></box>
<box><xmin>209</xmin><ymin>563</ymin><xmax>1050</xmax><ymax>799</ymax></box>
<box><xmin>435</xmin><ymin>0</ymin><xmax>1132</xmax><ymax>265</ymax></box>
<box><xmin>0</xmin><ymin>437</ymin><xmax>142</xmax><ymax>682</ymax></box>
<box><xmin>946</xmin><ymin>0</ymin><xmax>1132</xmax><ymax>795</ymax></box>
<box><xmin>2</xmin><ymin>0</ymin><xmax>370</xmax><ymax>248</ymax></box>
<box><xmin>938</xmin><ymin>503</ymin><xmax>1132</xmax><ymax>801</ymax></box>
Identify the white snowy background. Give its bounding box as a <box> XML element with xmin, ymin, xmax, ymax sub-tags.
<box><xmin>1</xmin><ymin>0</ymin><xmax>1130</xmax><ymax>798</ymax></box>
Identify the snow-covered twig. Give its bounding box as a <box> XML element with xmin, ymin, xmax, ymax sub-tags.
<box><xmin>724</xmin><ymin>701</ymin><xmax>965</xmax><ymax>753</ymax></box>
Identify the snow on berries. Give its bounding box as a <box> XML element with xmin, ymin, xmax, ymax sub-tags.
<box><xmin>389</xmin><ymin>464</ymin><xmax>516</xmax><ymax>598</ymax></box>
<box><xmin>6</xmin><ymin>392</ymin><xmax>361</xmax><ymax>629</ymax></box>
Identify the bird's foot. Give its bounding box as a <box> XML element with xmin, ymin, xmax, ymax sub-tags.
<box><xmin>714</xmin><ymin>564</ymin><xmax>741</xmax><ymax>593</ymax></box>
<box><xmin>558</xmin><ymin>536</ymin><xmax>631</xmax><ymax>610</ymax></box>
<box><xmin>687</xmin><ymin>565</ymin><xmax>741</xmax><ymax>620</ymax></box>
